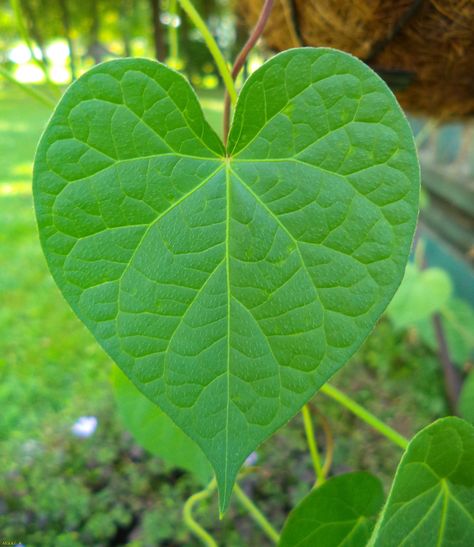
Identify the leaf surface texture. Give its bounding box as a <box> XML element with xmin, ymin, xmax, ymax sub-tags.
<box><xmin>279</xmin><ymin>472</ymin><xmax>384</xmax><ymax>547</ymax></box>
<box><xmin>33</xmin><ymin>49</ymin><xmax>419</xmax><ymax>511</ymax></box>
<box><xmin>371</xmin><ymin>417</ymin><xmax>474</xmax><ymax>546</ymax></box>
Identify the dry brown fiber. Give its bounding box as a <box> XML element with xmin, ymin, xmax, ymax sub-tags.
<box><xmin>238</xmin><ymin>0</ymin><xmax>474</xmax><ymax>119</ymax></box>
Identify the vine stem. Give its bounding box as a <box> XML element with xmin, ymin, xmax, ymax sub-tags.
<box><xmin>183</xmin><ymin>478</ymin><xmax>280</xmax><ymax>546</ymax></box>
<box><xmin>318</xmin><ymin>411</ymin><xmax>334</xmax><ymax>479</ymax></box>
<box><xmin>0</xmin><ymin>65</ymin><xmax>55</xmax><ymax>107</ymax></box>
<box><xmin>301</xmin><ymin>404</ymin><xmax>325</xmax><ymax>486</ymax></box>
<box><xmin>234</xmin><ymin>484</ymin><xmax>280</xmax><ymax>544</ymax></box>
<box><xmin>177</xmin><ymin>0</ymin><xmax>236</xmax><ymax>105</ymax></box>
<box><xmin>183</xmin><ymin>478</ymin><xmax>218</xmax><ymax>547</ymax></box>
<box><xmin>223</xmin><ymin>0</ymin><xmax>274</xmax><ymax>143</ymax></box>
<box><xmin>320</xmin><ymin>384</ymin><xmax>409</xmax><ymax>450</ymax></box>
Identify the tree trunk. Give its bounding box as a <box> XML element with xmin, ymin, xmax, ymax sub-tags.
<box><xmin>121</xmin><ymin>0</ymin><xmax>133</xmax><ymax>57</ymax></box>
<box><xmin>150</xmin><ymin>0</ymin><xmax>166</xmax><ymax>61</ymax></box>
<box><xmin>88</xmin><ymin>0</ymin><xmax>101</xmax><ymax>65</ymax></box>
<box><xmin>58</xmin><ymin>0</ymin><xmax>76</xmax><ymax>80</ymax></box>
<box><xmin>21</xmin><ymin>0</ymin><xmax>49</xmax><ymax>66</ymax></box>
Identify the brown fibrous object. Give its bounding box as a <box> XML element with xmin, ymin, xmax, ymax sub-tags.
<box><xmin>238</xmin><ymin>0</ymin><xmax>474</xmax><ymax>119</ymax></box>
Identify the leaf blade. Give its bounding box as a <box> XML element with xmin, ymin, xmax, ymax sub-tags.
<box><xmin>370</xmin><ymin>417</ymin><xmax>474</xmax><ymax>546</ymax></box>
<box><xmin>279</xmin><ymin>472</ymin><xmax>384</xmax><ymax>547</ymax></box>
<box><xmin>114</xmin><ymin>368</ymin><xmax>212</xmax><ymax>483</ymax></box>
<box><xmin>34</xmin><ymin>50</ymin><xmax>419</xmax><ymax>513</ymax></box>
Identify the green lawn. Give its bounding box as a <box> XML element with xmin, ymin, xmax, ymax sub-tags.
<box><xmin>0</xmin><ymin>84</ymin><xmax>225</xmax><ymax>443</ymax></box>
<box><xmin>0</xmin><ymin>85</ymin><xmax>112</xmax><ymax>441</ymax></box>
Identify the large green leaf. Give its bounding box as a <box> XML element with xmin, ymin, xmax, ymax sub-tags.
<box><xmin>114</xmin><ymin>367</ymin><xmax>212</xmax><ymax>483</ymax></box>
<box><xmin>370</xmin><ymin>417</ymin><xmax>474</xmax><ymax>546</ymax></box>
<box><xmin>33</xmin><ymin>49</ymin><xmax>419</xmax><ymax>511</ymax></box>
<box><xmin>279</xmin><ymin>472</ymin><xmax>384</xmax><ymax>547</ymax></box>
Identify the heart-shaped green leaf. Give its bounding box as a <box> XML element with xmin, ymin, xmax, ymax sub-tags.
<box><xmin>279</xmin><ymin>472</ymin><xmax>384</xmax><ymax>547</ymax></box>
<box><xmin>33</xmin><ymin>49</ymin><xmax>419</xmax><ymax>512</ymax></box>
<box><xmin>114</xmin><ymin>367</ymin><xmax>212</xmax><ymax>483</ymax></box>
<box><xmin>370</xmin><ymin>417</ymin><xmax>474</xmax><ymax>546</ymax></box>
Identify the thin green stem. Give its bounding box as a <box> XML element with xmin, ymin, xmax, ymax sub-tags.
<box><xmin>301</xmin><ymin>404</ymin><xmax>325</xmax><ymax>486</ymax></box>
<box><xmin>10</xmin><ymin>0</ymin><xmax>60</xmax><ymax>97</ymax></box>
<box><xmin>234</xmin><ymin>484</ymin><xmax>280</xmax><ymax>544</ymax></box>
<box><xmin>320</xmin><ymin>384</ymin><xmax>409</xmax><ymax>450</ymax></box>
<box><xmin>168</xmin><ymin>0</ymin><xmax>179</xmax><ymax>62</ymax></box>
<box><xmin>318</xmin><ymin>411</ymin><xmax>334</xmax><ymax>479</ymax></box>
<box><xmin>0</xmin><ymin>65</ymin><xmax>55</xmax><ymax>107</ymax></box>
<box><xmin>177</xmin><ymin>0</ymin><xmax>236</xmax><ymax>104</ymax></box>
<box><xmin>183</xmin><ymin>478</ymin><xmax>218</xmax><ymax>547</ymax></box>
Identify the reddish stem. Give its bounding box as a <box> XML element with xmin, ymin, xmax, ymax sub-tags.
<box><xmin>420</xmin><ymin>244</ymin><xmax>461</xmax><ymax>413</ymax></box>
<box><xmin>432</xmin><ymin>313</ymin><xmax>461</xmax><ymax>413</ymax></box>
<box><xmin>223</xmin><ymin>0</ymin><xmax>274</xmax><ymax>146</ymax></box>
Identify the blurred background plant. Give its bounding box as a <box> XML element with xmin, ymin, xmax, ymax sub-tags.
<box><xmin>0</xmin><ymin>0</ymin><xmax>473</xmax><ymax>545</ymax></box>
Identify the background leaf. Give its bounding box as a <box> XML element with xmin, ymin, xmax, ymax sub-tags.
<box><xmin>386</xmin><ymin>264</ymin><xmax>452</xmax><ymax>329</ymax></box>
<box><xmin>33</xmin><ymin>50</ymin><xmax>419</xmax><ymax>511</ymax></box>
<box><xmin>370</xmin><ymin>417</ymin><xmax>474</xmax><ymax>546</ymax></box>
<box><xmin>415</xmin><ymin>297</ymin><xmax>474</xmax><ymax>367</ymax></box>
<box><xmin>279</xmin><ymin>472</ymin><xmax>384</xmax><ymax>547</ymax></box>
<box><xmin>459</xmin><ymin>373</ymin><xmax>474</xmax><ymax>425</ymax></box>
<box><xmin>114</xmin><ymin>368</ymin><xmax>212</xmax><ymax>484</ymax></box>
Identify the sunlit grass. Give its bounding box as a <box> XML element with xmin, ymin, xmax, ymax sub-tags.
<box><xmin>0</xmin><ymin>83</ymin><xmax>226</xmax><ymax>445</ymax></box>
<box><xmin>0</xmin><ymin>182</ymin><xmax>31</xmax><ymax>196</ymax></box>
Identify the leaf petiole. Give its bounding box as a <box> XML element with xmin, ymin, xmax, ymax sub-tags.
<box><xmin>223</xmin><ymin>0</ymin><xmax>274</xmax><ymax>141</ymax></box>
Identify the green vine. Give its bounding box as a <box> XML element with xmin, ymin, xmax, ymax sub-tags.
<box><xmin>177</xmin><ymin>0</ymin><xmax>237</xmax><ymax>104</ymax></box>
<box><xmin>320</xmin><ymin>384</ymin><xmax>409</xmax><ymax>450</ymax></box>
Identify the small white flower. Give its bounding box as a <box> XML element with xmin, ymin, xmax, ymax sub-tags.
<box><xmin>244</xmin><ymin>451</ymin><xmax>258</xmax><ymax>467</ymax></box>
<box><xmin>71</xmin><ymin>416</ymin><xmax>98</xmax><ymax>438</ymax></box>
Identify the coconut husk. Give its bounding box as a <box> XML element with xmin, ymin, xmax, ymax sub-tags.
<box><xmin>238</xmin><ymin>0</ymin><xmax>474</xmax><ymax>119</ymax></box>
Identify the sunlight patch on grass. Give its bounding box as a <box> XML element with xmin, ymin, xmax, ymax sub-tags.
<box><xmin>0</xmin><ymin>121</ymin><xmax>29</xmax><ymax>132</ymax></box>
<box><xmin>0</xmin><ymin>182</ymin><xmax>31</xmax><ymax>196</ymax></box>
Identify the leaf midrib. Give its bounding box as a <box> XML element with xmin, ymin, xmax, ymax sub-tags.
<box><xmin>223</xmin><ymin>161</ymin><xmax>232</xmax><ymax>506</ymax></box>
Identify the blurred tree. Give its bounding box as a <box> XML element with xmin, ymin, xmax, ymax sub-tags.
<box><xmin>119</xmin><ymin>0</ymin><xmax>133</xmax><ymax>56</ymax></box>
<box><xmin>0</xmin><ymin>0</ymin><xmax>239</xmax><ymax>86</ymax></box>
<box><xmin>150</xmin><ymin>0</ymin><xmax>166</xmax><ymax>60</ymax></box>
<box><xmin>57</xmin><ymin>0</ymin><xmax>76</xmax><ymax>79</ymax></box>
<box><xmin>20</xmin><ymin>0</ymin><xmax>49</xmax><ymax>65</ymax></box>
